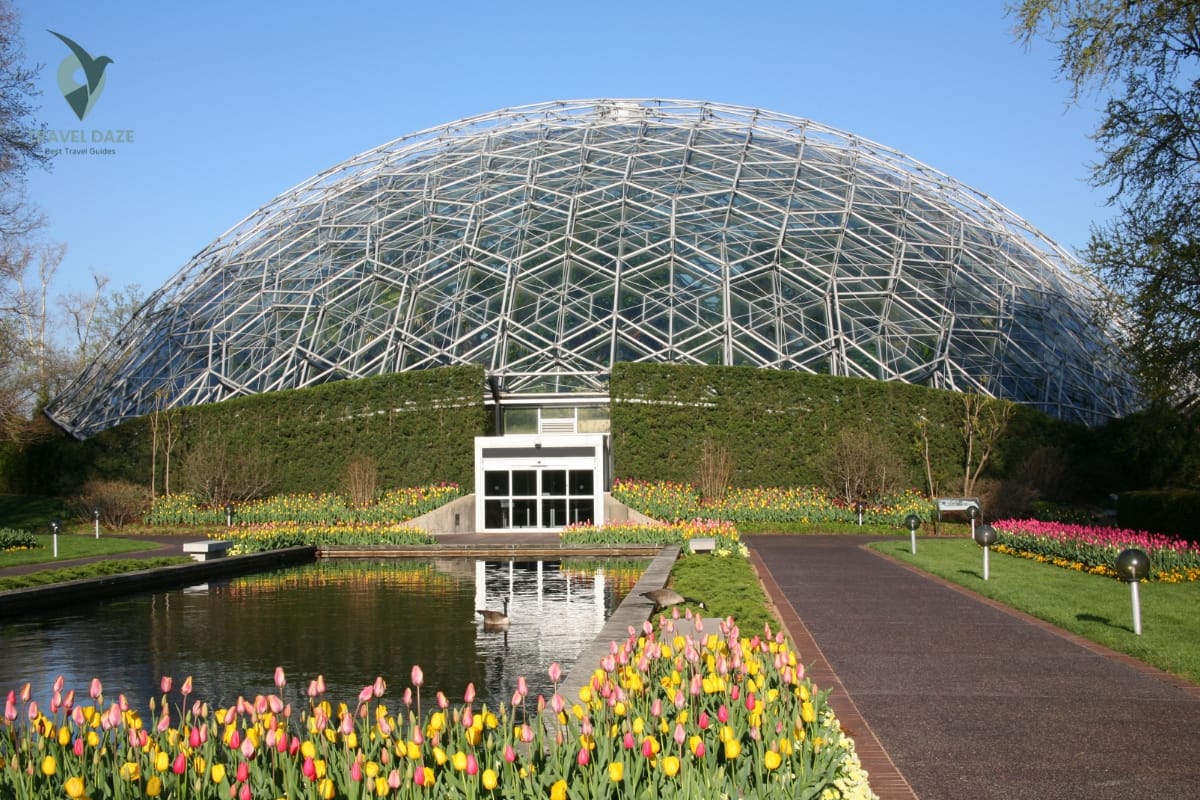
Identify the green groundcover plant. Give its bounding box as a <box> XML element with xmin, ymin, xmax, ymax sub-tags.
<box><xmin>1</xmin><ymin>616</ymin><xmax>876</xmax><ymax>799</ymax></box>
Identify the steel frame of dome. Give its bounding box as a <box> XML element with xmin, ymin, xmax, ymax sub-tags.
<box><xmin>46</xmin><ymin>99</ymin><xmax>1136</xmax><ymax>438</ymax></box>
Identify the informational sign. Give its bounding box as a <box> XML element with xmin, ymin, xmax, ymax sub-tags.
<box><xmin>936</xmin><ymin>497</ymin><xmax>980</xmax><ymax>518</ymax></box>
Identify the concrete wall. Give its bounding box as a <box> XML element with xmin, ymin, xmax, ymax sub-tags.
<box><xmin>410</xmin><ymin>492</ymin><xmax>658</xmax><ymax>534</ymax></box>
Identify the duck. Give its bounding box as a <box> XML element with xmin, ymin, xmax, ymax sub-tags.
<box><xmin>477</xmin><ymin>598</ymin><xmax>510</xmax><ymax>628</ymax></box>
<box><xmin>640</xmin><ymin>588</ymin><xmax>705</xmax><ymax>613</ymax></box>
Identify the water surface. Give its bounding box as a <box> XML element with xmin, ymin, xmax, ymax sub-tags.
<box><xmin>0</xmin><ymin>557</ymin><xmax>645</xmax><ymax>713</ymax></box>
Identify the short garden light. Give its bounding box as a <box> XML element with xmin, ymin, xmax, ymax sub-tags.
<box><xmin>225</xmin><ymin>503</ymin><xmax>234</xmax><ymax>527</ymax></box>
<box><xmin>1115</xmin><ymin>548</ymin><xmax>1150</xmax><ymax>635</ymax></box>
<box><xmin>49</xmin><ymin>518</ymin><xmax>61</xmax><ymax>559</ymax></box>
<box><xmin>855</xmin><ymin>500</ymin><xmax>866</xmax><ymax>526</ymax></box>
<box><xmin>967</xmin><ymin>504</ymin><xmax>979</xmax><ymax>540</ymax></box>
<box><xmin>973</xmin><ymin>524</ymin><xmax>997</xmax><ymax>580</ymax></box>
<box><xmin>904</xmin><ymin>513</ymin><xmax>921</xmax><ymax>554</ymax></box>
<box><xmin>93</xmin><ymin>507</ymin><xmax>101</xmax><ymax>539</ymax></box>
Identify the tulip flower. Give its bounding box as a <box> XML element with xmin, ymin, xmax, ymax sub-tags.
<box><xmin>89</xmin><ymin>679</ymin><xmax>102</xmax><ymax>700</ymax></box>
<box><xmin>411</xmin><ymin>665</ymin><xmax>423</xmax><ymax>688</ymax></box>
<box><xmin>172</xmin><ymin>752</ymin><xmax>187</xmax><ymax>774</ymax></box>
<box><xmin>274</xmin><ymin>666</ymin><xmax>286</xmax><ymax>690</ymax></box>
<box><xmin>161</xmin><ymin>676</ymin><xmax>172</xmax><ymax>694</ymax></box>
<box><xmin>548</xmin><ymin>662</ymin><xmax>562</xmax><ymax>685</ymax></box>
<box><xmin>464</xmin><ymin>682</ymin><xmax>475</xmax><ymax>704</ymax></box>
<box><xmin>609</xmin><ymin>762</ymin><xmax>625</xmax><ymax>782</ymax></box>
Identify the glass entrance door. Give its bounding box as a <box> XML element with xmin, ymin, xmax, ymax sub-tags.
<box><xmin>483</xmin><ymin>467</ymin><xmax>596</xmax><ymax>529</ymax></box>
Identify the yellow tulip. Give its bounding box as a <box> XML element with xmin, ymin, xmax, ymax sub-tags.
<box><xmin>146</xmin><ymin>776</ymin><xmax>163</xmax><ymax>797</ymax></box>
<box><xmin>482</xmin><ymin>768</ymin><xmax>498</xmax><ymax>790</ymax></box>
<box><xmin>723</xmin><ymin>737</ymin><xmax>741</xmax><ymax>759</ymax></box>
<box><xmin>551</xmin><ymin>779</ymin><xmax>568</xmax><ymax>800</ymax></box>
<box><xmin>64</xmin><ymin>776</ymin><xmax>85</xmax><ymax>798</ymax></box>
<box><xmin>41</xmin><ymin>755</ymin><xmax>57</xmax><ymax>776</ymax></box>
<box><xmin>661</xmin><ymin>755</ymin><xmax>681</xmax><ymax>777</ymax></box>
<box><xmin>86</xmin><ymin>731</ymin><xmax>99</xmax><ymax>748</ymax></box>
<box><xmin>608</xmin><ymin>762</ymin><xmax>624</xmax><ymax>782</ymax></box>
<box><xmin>57</xmin><ymin>726</ymin><xmax>71</xmax><ymax>746</ymax></box>
<box><xmin>314</xmin><ymin>758</ymin><xmax>328</xmax><ymax>779</ymax></box>
<box><xmin>155</xmin><ymin>751</ymin><xmax>170</xmax><ymax>772</ymax></box>
<box><xmin>406</xmin><ymin>741</ymin><xmax>421</xmax><ymax>760</ymax></box>
<box><xmin>452</xmin><ymin>751</ymin><xmax>468</xmax><ymax>772</ymax></box>
<box><xmin>801</xmin><ymin>701</ymin><xmax>815</xmax><ymax>723</ymax></box>
<box><xmin>764</xmin><ymin>750</ymin><xmax>782</xmax><ymax>771</ymax></box>
<box><xmin>374</xmin><ymin>776</ymin><xmax>390</xmax><ymax>796</ymax></box>
<box><xmin>120</xmin><ymin>761</ymin><xmax>140</xmax><ymax>781</ymax></box>
<box><xmin>301</xmin><ymin>740</ymin><xmax>317</xmax><ymax>759</ymax></box>
<box><xmin>318</xmin><ymin>777</ymin><xmax>335</xmax><ymax>799</ymax></box>
<box><xmin>433</xmin><ymin>747</ymin><xmax>447</xmax><ymax>765</ymax></box>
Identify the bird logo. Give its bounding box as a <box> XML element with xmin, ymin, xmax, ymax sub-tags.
<box><xmin>48</xmin><ymin>30</ymin><xmax>114</xmax><ymax>121</ymax></box>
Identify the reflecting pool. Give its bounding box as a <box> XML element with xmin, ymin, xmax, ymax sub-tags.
<box><xmin>0</xmin><ymin>557</ymin><xmax>646</xmax><ymax>712</ymax></box>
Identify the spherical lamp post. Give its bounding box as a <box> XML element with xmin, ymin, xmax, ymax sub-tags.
<box><xmin>974</xmin><ymin>524</ymin><xmax>998</xmax><ymax>580</ymax></box>
<box><xmin>49</xmin><ymin>518</ymin><xmax>61</xmax><ymax>559</ymax></box>
<box><xmin>967</xmin><ymin>504</ymin><xmax>979</xmax><ymax>540</ymax></box>
<box><xmin>855</xmin><ymin>500</ymin><xmax>867</xmax><ymax>526</ymax></box>
<box><xmin>92</xmin><ymin>508</ymin><xmax>101</xmax><ymax>539</ymax></box>
<box><xmin>225</xmin><ymin>503</ymin><xmax>234</xmax><ymax>528</ymax></box>
<box><xmin>1115</xmin><ymin>548</ymin><xmax>1150</xmax><ymax>635</ymax></box>
<box><xmin>904</xmin><ymin>513</ymin><xmax>921</xmax><ymax>555</ymax></box>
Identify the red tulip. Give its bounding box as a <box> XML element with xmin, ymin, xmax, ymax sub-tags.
<box><xmin>172</xmin><ymin>752</ymin><xmax>187</xmax><ymax>774</ymax></box>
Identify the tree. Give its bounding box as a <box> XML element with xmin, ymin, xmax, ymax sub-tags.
<box><xmin>0</xmin><ymin>0</ymin><xmax>52</xmax><ymax>239</ymax></box>
<box><xmin>961</xmin><ymin>394</ymin><xmax>1015</xmax><ymax>496</ymax></box>
<box><xmin>1010</xmin><ymin>1</ymin><xmax>1200</xmax><ymax>401</ymax></box>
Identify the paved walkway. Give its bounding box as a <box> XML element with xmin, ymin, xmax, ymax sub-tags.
<box><xmin>748</xmin><ymin>535</ymin><xmax>1200</xmax><ymax>800</ymax></box>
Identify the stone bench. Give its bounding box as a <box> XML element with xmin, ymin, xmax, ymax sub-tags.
<box><xmin>182</xmin><ymin>540</ymin><xmax>233</xmax><ymax>561</ymax></box>
<box><xmin>688</xmin><ymin>536</ymin><xmax>717</xmax><ymax>554</ymax></box>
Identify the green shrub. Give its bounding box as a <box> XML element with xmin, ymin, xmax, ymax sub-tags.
<box><xmin>69</xmin><ymin>479</ymin><xmax>150</xmax><ymax>528</ymax></box>
<box><xmin>0</xmin><ymin>527</ymin><xmax>38</xmax><ymax>551</ymax></box>
<box><xmin>1118</xmin><ymin>489</ymin><xmax>1200</xmax><ymax>541</ymax></box>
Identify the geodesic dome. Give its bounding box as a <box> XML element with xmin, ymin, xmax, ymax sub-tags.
<box><xmin>46</xmin><ymin>99</ymin><xmax>1137</xmax><ymax>438</ymax></box>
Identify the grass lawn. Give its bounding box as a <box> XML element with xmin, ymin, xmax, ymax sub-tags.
<box><xmin>0</xmin><ymin>533</ymin><xmax>162</xmax><ymax>567</ymax></box>
<box><xmin>668</xmin><ymin>552</ymin><xmax>777</xmax><ymax>633</ymax></box>
<box><xmin>871</xmin><ymin>537</ymin><xmax>1200</xmax><ymax>685</ymax></box>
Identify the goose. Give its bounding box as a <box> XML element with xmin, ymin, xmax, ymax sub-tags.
<box><xmin>640</xmin><ymin>588</ymin><xmax>705</xmax><ymax>613</ymax></box>
<box><xmin>477</xmin><ymin>598</ymin><xmax>510</xmax><ymax>628</ymax></box>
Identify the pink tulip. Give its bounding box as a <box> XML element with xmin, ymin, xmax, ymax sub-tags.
<box><xmin>53</xmin><ymin>675</ymin><xmax>64</xmax><ymax>694</ymax></box>
<box><xmin>403</xmin><ymin>687</ymin><xmax>413</xmax><ymax>707</ymax></box>
<box><xmin>358</xmin><ymin>684</ymin><xmax>374</xmax><ymax>705</ymax></box>
<box><xmin>73</xmin><ymin>737</ymin><xmax>84</xmax><ymax>757</ymax></box>
<box><xmin>650</xmin><ymin>698</ymin><xmax>662</xmax><ymax>717</ymax></box>
<box><xmin>623</xmin><ymin>731</ymin><xmax>635</xmax><ymax>750</ymax></box>
<box><xmin>269</xmin><ymin>694</ymin><xmax>284</xmax><ymax>714</ymax></box>
<box><xmin>717</xmin><ymin>705</ymin><xmax>729</xmax><ymax>724</ymax></box>
<box><xmin>466</xmin><ymin>753</ymin><xmax>478</xmax><ymax>775</ymax></box>
<box><xmin>464</xmin><ymin>683</ymin><xmax>475</xmax><ymax>704</ymax></box>
<box><xmin>274</xmin><ymin>666</ymin><xmax>286</xmax><ymax>690</ymax></box>
<box><xmin>674</xmin><ymin>723</ymin><xmax>686</xmax><ymax>746</ymax></box>
<box><xmin>62</xmin><ymin>690</ymin><xmax>74</xmax><ymax>711</ymax></box>
<box><xmin>436</xmin><ymin>692</ymin><xmax>448</xmax><ymax>710</ymax></box>
<box><xmin>307</xmin><ymin>680</ymin><xmax>320</xmax><ymax>698</ymax></box>
<box><xmin>340</xmin><ymin>712</ymin><xmax>355</xmax><ymax>735</ymax></box>
<box><xmin>548</xmin><ymin>662</ymin><xmax>562</xmax><ymax>684</ymax></box>
<box><xmin>550</xmin><ymin>694</ymin><xmax>565</xmax><ymax>714</ymax></box>
<box><xmin>161</xmin><ymin>676</ymin><xmax>172</xmax><ymax>694</ymax></box>
<box><xmin>172</xmin><ymin>752</ymin><xmax>187</xmax><ymax>774</ymax></box>
<box><xmin>520</xmin><ymin>724</ymin><xmax>534</xmax><ymax>744</ymax></box>
<box><xmin>373</xmin><ymin>676</ymin><xmax>386</xmax><ymax>698</ymax></box>
<box><xmin>229</xmin><ymin>729</ymin><xmax>241</xmax><ymax>749</ymax></box>
<box><xmin>4</xmin><ymin>691</ymin><xmax>16</xmax><ymax>722</ymax></box>
<box><xmin>89</xmin><ymin>679</ymin><xmax>102</xmax><ymax>700</ymax></box>
<box><xmin>745</xmin><ymin>692</ymin><xmax>756</xmax><ymax>712</ymax></box>
<box><xmin>388</xmin><ymin>769</ymin><xmax>402</xmax><ymax>789</ymax></box>
<box><xmin>289</xmin><ymin>738</ymin><xmax>300</xmax><ymax>757</ymax></box>
<box><xmin>351</xmin><ymin>759</ymin><xmax>363</xmax><ymax>782</ymax></box>
<box><xmin>411</xmin><ymin>665</ymin><xmax>424</xmax><ymax>688</ymax></box>
<box><xmin>302</xmin><ymin>757</ymin><xmax>317</xmax><ymax>780</ymax></box>
<box><xmin>512</xmin><ymin>690</ymin><xmax>522</xmax><ymax>707</ymax></box>
<box><xmin>50</xmin><ymin>693</ymin><xmax>60</xmax><ymax>714</ymax></box>
<box><xmin>180</xmin><ymin>676</ymin><xmax>193</xmax><ymax>697</ymax></box>
<box><xmin>517</xmin><ymin>675</ymin><xmax>528</xmax><ymax>697</ymax></box>
<box><xmin>693</xmin><ymin>740</ymin><xmax>706</xmax><ymax>758</ymax></box>
<box><xmin>26</xmin><ymin>701</ymin><xmax>37</xmax><ymax>722</ymax></box>
<box><xmin>463</xmin><ymin>706</ymin><xmax>474</xmax><ymax>728</ymax></box>
<box><xmin>413</xmin><ymin>766</ymin><xmax>425</xmax><ymax>786</ymax></box>
<box><xmin>577</xmin><ymin>747</ymin><xmax>589</xmax><ymax>766</ymax></box>
<box><xmin>641</xmin><ymin>738</ymin><xmax>654</xmax><ymax>758</ymax></box>
<box><xmin>237</xmin><ymin>762</ymin><xmax>250</xmax><ymax>782</ymax></box>
<box><xmin>241</xmin><ymin>737</ymin><xmax>256</xmax><ymax>759</ymax></box>
<box><xmin>71</xmin><ymin>707</ymin><xmax>85</xmax><ymax>726</ymax></box>
<box><xmin>19</xmin><ymin>683</ymin><xmax>30</xmax><ymax>703</ymax></box>
<box><xmin>238</xmin><ymin>784</ymin><xmax>251</xmax><ymax>800</ymax></box>
<box><xmin>504</xmin><ymin>744</ymin><xmax>516</xmax><ymax>763</ymax></box>
<box><xmin>157</xmin><ymin>712</ymin><xmax>171</xmax><ymax>732</ymax></box>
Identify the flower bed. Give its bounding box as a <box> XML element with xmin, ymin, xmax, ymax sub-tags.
<box><xmin>560</xmin><ymin>519</ymin><xmax>745</xmax><ymax>555</ymax></box>
<box><xmin>612</xmin><ymin>479</ymin><xmax>935</xmax><ymax>528</ymax></box>
<box><xmin>0</xmin><ymin>528</ymin><xmax>37</xmax><ymax>553</ymax></box>
<box><xmin>145</xmin><ymin>484</ymin><xmax>461</xmax><ymax>527</ymax></box>
<box><xmin>992</xmin><ymin>519</ymin><xmax>1200</xmax><ymax>583</ymax></box>
<box><xmin>1</xmin><ymin>616</ymin><xmax>875</xmax><ymax>799</ymax></box>
<box><xmin>221</xmin><ymin>522</ymin><xmax>435</xmax><ymax>554</ymax></box>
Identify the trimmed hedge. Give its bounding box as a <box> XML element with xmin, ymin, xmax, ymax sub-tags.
<box><xmin>10</xmin><ymin>366</ymin><xmax>487</xmax><ymax>496</ymax></box>
<box><xmin>1118</xmin><ymin>489</ymin><xmax>1200</xmax><ymax>542</ymax></box>
<box><xmin>610</xmin><ymin>362</ymin><xmax>1078</xmax><ymax>492</ymax></box>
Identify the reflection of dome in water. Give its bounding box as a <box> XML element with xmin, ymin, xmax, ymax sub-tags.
<box><xmin>46</xmin><ymin>99</ymin><xmax>1136</xmax><ymax>437</ymax></box>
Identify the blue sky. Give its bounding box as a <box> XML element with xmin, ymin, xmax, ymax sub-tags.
<box><xmin>18</xmin><ymin>0</ymin><xmax>1107</xmax><ymax>301</ymax></box>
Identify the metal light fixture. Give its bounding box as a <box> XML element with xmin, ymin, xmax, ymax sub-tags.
<box><xmin>1115</xmin><ymin>548</ymin><xmax>1150</xmax><ymax>635</ymax></box>
<box><xmin>904</xmin><ymin>513</ymin><xmax>921</xmax><ymax>554</ymax></box>
<box><xmin>973</xmin><ymin>524</ymin><xmax>997</xmax><ymax>580</ymax></box>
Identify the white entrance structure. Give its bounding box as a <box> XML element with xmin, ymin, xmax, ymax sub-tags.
<box><xmin>474</xmin><ymin>434</ymin><xmax>607</xmax><ymax>531</ymax></box>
